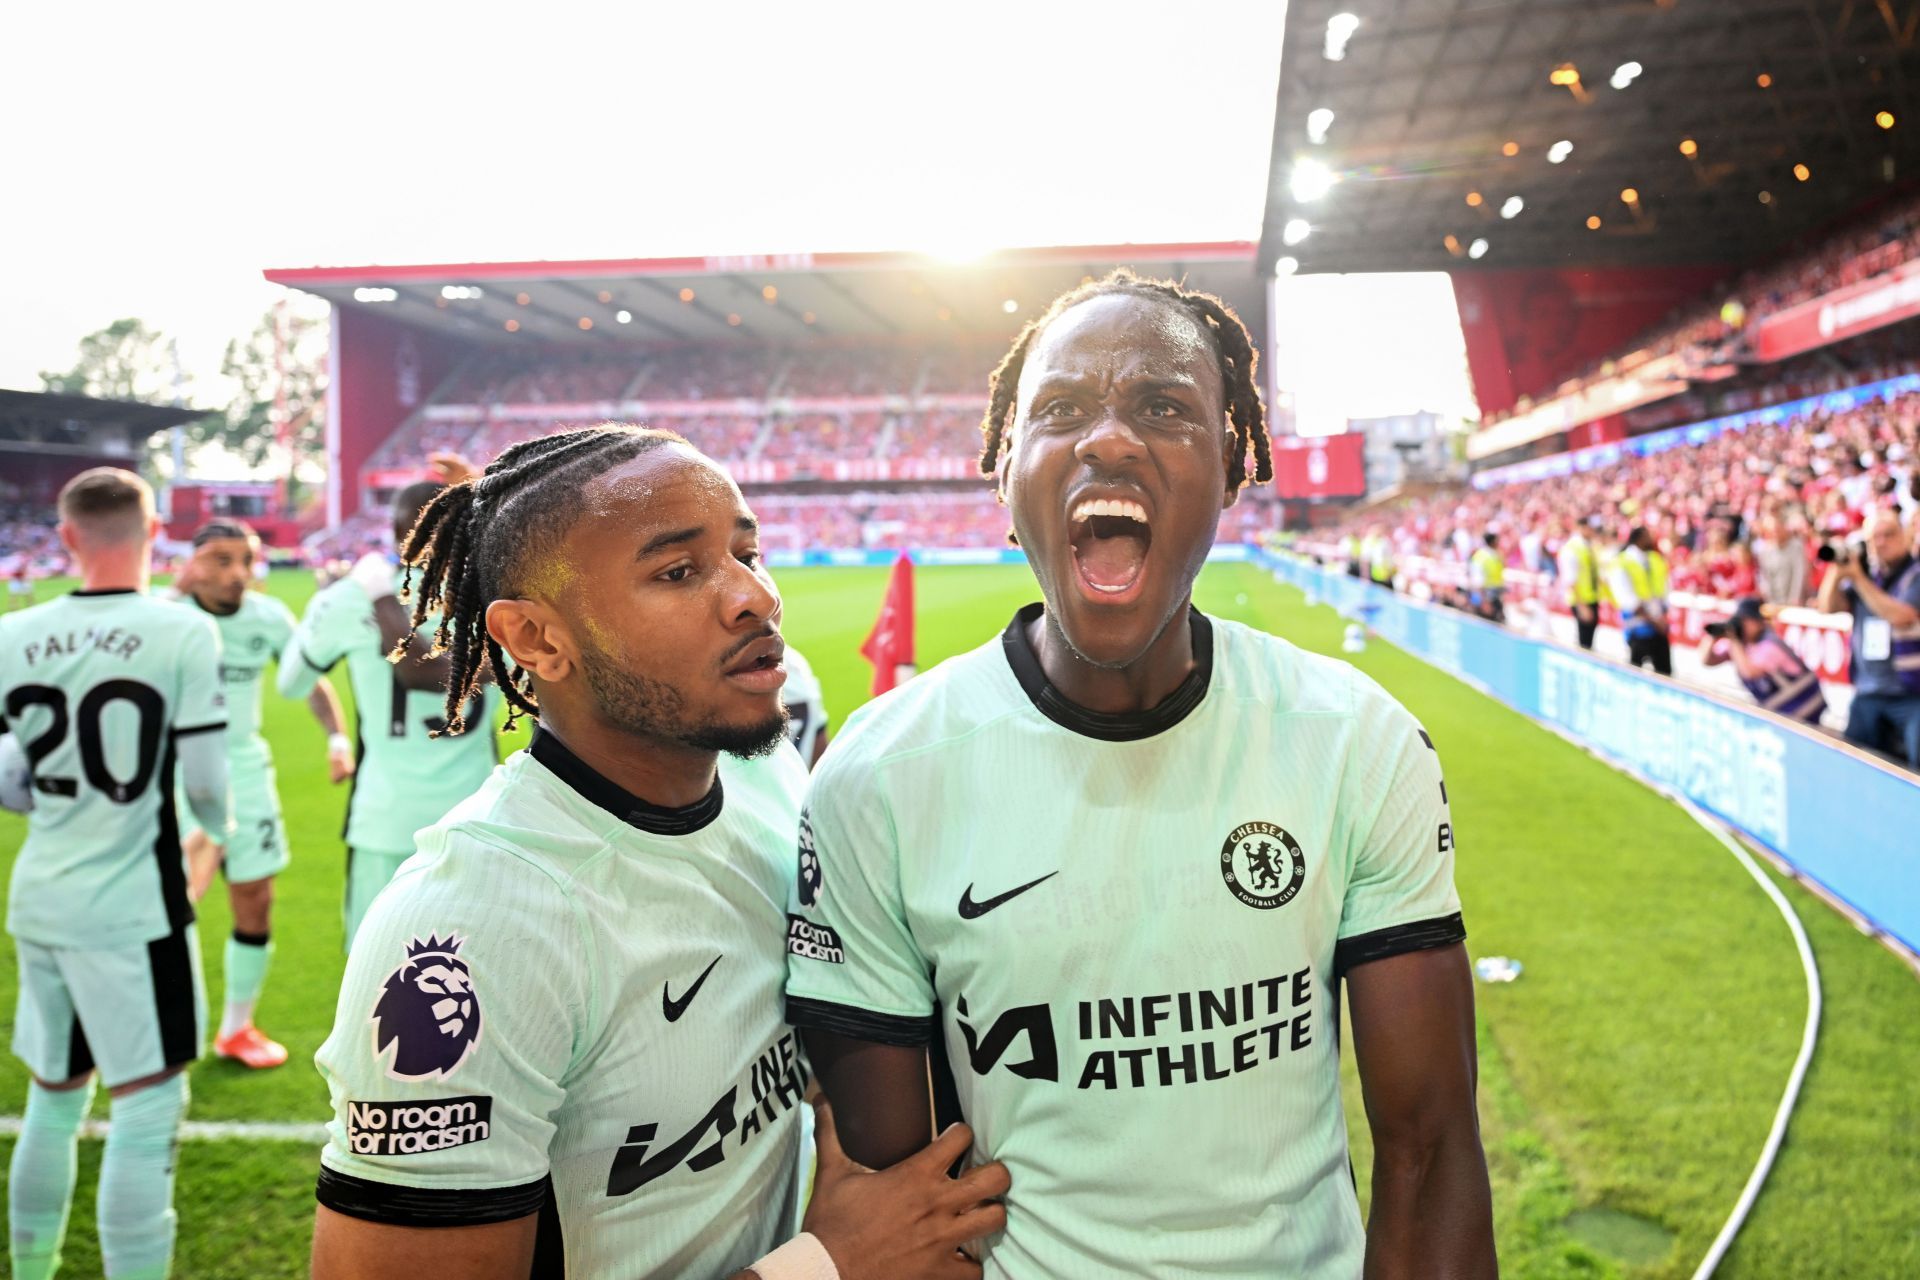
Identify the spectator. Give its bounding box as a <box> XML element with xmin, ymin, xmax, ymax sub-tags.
<box><xmin>1816</xmin><ymin>508</ymin><xmax>1920</xmax><ymax>769</ymax></box>
<box><xmin>1751</xmin><ymin>513</ymin><xmax>1809</xmax><ymax>606</ymax></box>
<box><xmin>1698</xmin><ymin>597</ymin><xmax>1826</xmax><ymax>725</ymax></box>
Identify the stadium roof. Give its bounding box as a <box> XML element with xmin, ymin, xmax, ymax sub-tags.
<box><xmin>264</xmin><ymin>242</ymin><xmax>1263</xmax><ymax>348</ymax></box>
<box><xmin>1261</xmin><ymin>0</ymin><xmax>1920</xmax><ymax>274</ymax></box>
<box><xmin>0</xmin><ymin>388</ymin><xmax>206</xmax><ymax>445</ymax></box>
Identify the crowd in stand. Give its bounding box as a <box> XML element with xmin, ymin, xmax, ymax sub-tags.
<box><xmin>1485</xmin><ymin>192</ymin><xmax>1920</xmax><ymax>429</ymax></box>
<box><xmin>1326</xmin><ymin>387</ymin><xmax>1920</xmax><ymax>609</ymax></box>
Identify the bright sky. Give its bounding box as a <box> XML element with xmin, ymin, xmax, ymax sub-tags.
<box><xmin>3</xmin><ymin>1</ymin><xmax>1475</xmax><ymax>435</ymax></box>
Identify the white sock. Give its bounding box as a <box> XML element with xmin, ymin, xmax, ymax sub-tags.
<box><xmin>218</xmin><ymin>1001</ymin><xmax>254</xmax><ymax>1041</ymax></box>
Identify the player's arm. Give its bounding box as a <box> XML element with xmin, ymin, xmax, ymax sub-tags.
<box><xmin>1349</xmin><ymin>945</ymin><xmax>1494</xmax><ymax>1280</ymax></box>
<box><xmin>811</xmin><ymin>722</ymin><xmax>832</xmax><ymax>768</ymax></box>
<box><xmin>1336</xmin><ymin>699</ymin><xmax>1494</xmax><ymax>1278</ymax></box>
<box><xmin>801</xmin><ymin>1032</ymin><xmax>933</xmax><ymax>1169</ymax></box>
<box><xmin>278</xmin><ymin>592</ymin><xmax>349</xmax><ymax>701</ymax></box>
<box><xmin>313</xmin><ymin>1210</ymin><xmax>535</xmax><ymax>1280</ymax></box>
<box><xmin>785</xmin><ymin>758</ymin><xmax>945</xmax><ymax>1170</ymax></box>
<box><xmin>311</xmin><ymin>836</ymin><xmax>578</xmax><ymax>1280</ymax></box>
<box><xmin>0</xmin><ymin>730</ymin><xmax>31</xmax><ymax>813</ymax></box>
<box><xmin>176</xmin><ymin>618</ymin><xmax>233</xmax><ymax>838</ymax></box>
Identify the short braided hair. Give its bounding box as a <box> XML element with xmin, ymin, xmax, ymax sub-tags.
<box><xmin>397</xmin><ymin>423</ymin><xmax>686</xmax><ymax>735</ymax></box>
<box><xmin>978</xmin><ymin>268</ymin><xmax>1272</xmax><ymax>490</ymax></box>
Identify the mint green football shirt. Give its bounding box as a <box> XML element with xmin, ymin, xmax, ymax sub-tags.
<box><xmin>280</xmin><ymin>569</ymin><xmax>498</xmax><ymax>854</ymax></box>
<box><xmin>315</xmin><ymin>728</ymin><xmax>810</xmax><ymax>1277</ymax></box>
<box><xmin>2</xmin><ymin>590</ymin><xmax>228</xmax><ymax>949</ymax></box>
<box><xmin>785</xmin><ymin>605</ymin><xmax>1465</xmax><ymax>1278</ymax></box>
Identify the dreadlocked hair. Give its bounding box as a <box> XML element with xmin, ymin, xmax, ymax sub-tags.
<box><xmin>978</xmin><ymin>267</ymin><xmax>1273</xmax><ymax>491</ymax></box>
<box><xmin>396</xmin><ymin>423</ymin><xmax>687</xmax><ymax>736</ymax></box>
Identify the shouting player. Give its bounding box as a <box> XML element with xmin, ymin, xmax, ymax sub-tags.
<box><xmin>170</xmin><ymin>520</ymin><xmax>353</xmax><ymax>1069</ymax></box>
<box><xmin>310</xmin><ymin>426</ymin><xmax>1006</xmax><ymax>1279</ymax></box>
<box><xmin>277</xmin><ymin>480</ymin><xmax>499</xmax><ymax>947</ymax></box>
<box><xmin>2</xmin><ymin>469</ymin><xmax>233</xmax><ymax>1280</ymax></box>
<box><xmin>785</xmin><ymin>272</ymin><xmax>1496</xmax><ymax>1275</ymax></box>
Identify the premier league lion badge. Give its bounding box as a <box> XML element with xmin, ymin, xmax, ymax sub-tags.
<box><xmin>370</xmin><ymin>934</ymin><xmax>483</xmax><ymax>1081</ymax></box>
<box><xmin>1220</xmin><ymin>822</ymin><xmax>1306</xmax><ymax>911</ymax></box>
<box><xmin>796</xmin><ymin>809</ymin><xmax>823</xmax><ymax>909</ymax></box>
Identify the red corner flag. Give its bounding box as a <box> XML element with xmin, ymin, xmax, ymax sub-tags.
<box><xmin>861</xmin><ymin>552</ymin><xmax>917</xmax><ymax>696</ymax></box>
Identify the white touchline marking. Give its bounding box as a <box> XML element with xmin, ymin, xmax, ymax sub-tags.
<box><xmin>0</xmin><ymin>1116</ymin><xmax>327</xmax><ymax>1143</ymax></box>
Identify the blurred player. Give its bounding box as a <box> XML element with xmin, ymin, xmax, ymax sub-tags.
<box><xmin>8</xmin><ymin>562</ymin><xmax>32</xmax><ymax>610</ymax></box>
<box><xmin>168</xmin><ymin>520</ymin><xmax>352</xmax><ymax>1070</ymax></box>
<box><xmin>787</xmin><ymin>272</ymin><xmax>1495</xmax><ymax>1275</ymax></box>
<box><xmin>277</xmin><ymin>477</ymin><xmax>500</xmax><ymax>947</ymax></box>
<box><xmin>2</xmin><ymin>469</ymin><xmax>233</xmax><ymax>1280</ymax></box>
<box><xmin>307</xmin><ymin>426</ymin><xmax>1005</xmax><ymax>1279</ymax></box>
<box><xmin>782</xmin><ymin>643</ymin><xmax>831</xmax><ymax>766</ymax></box>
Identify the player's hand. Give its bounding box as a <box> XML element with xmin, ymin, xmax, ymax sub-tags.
<box><xmin>186</xmin><ymin>833</ymin><xmax>224</xmax><ymax>904</ymax></box>
<box><xmin>171</xmin><ymin>556</ymin><xmax>202</xmax><ymax>597</ymax></box>
<box><xmin>429</xmin><ymin>451</ymin><xmax>480</xmax><ymax>486</ymax></box>
<box><xmin>802</xmin><ymin>1103</ymin><xmax>1008</xmax><ymax>1280</ymax></box>
<box><xmin>327</xmin><ymin>737</ymin><xmax>356</xmax><ymax>784</ymax></box>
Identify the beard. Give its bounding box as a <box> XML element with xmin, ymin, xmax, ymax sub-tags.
<box><xmin>579</xmin><ymin>633</ymin><xmax>789</xmax><ymax>759</ymax></box>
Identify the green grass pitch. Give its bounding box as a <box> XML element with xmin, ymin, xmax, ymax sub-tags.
<box><xmin>2</xmin><ymin>564</ymin><xmax>1915</xmax><ymax>1278</ymax></box>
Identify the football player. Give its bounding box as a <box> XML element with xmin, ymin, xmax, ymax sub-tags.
<box><xmin>278</xmin><ymin>478</ymin><xmax>499</xmax><ymax>947</ymax></box>
<box><xmin>169</xmin><ymin>520</ymin><xmax>352</xmax><ymax>1069</ymax></box>
<box><xmin>310</xmin><ymin>426</ymin><xmax>1006</xmax><ymax>1279</ymax></box>
<box><xmin>2</xmin><ymin>469</ymin><xmax>233</xmax><ymax>1280</ymax></box>
<box><xmin>781</xmin><ymin>644</ymin><xmax>831</xmax><ymax>767</ymax></box>
<box><xmin>785</xmin><ymin>272</ymin><xmax>1496</xmax><ymax>1276</ymax></box>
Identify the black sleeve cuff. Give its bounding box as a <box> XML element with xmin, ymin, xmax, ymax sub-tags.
<box><xmin>1334</xmin><ymin>912</ymin><xmax>1467</xmax><ymax>976</ymax></box>
<box><xmin>173</xmin><ymin>721</ymin><xmax>228</xmax><ymax>738</ymax></box>
<box><xmin>786</xmin><ymin>996</ymin><xmax>937</xmax><ymax>1047</ymax></box>
<box><xmin>315</xmin><ymin>1167</ymin><xmax>549</xmax><ymax>1227</ymax></box>
<box><xmin>302</xmin><ymin>649</ymin><xmax>334</xmax><ymax>674</ymax></box>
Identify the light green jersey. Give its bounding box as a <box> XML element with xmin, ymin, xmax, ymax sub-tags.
<box><xmin>785</xmin><ymin>604</ymin><xmax>1465</xmax><ymax>1278</ymax></box>
<box><xmin>168</xmin><ymin>588</ymin><xmax>297</xmax><ymax>767</ymax></box>
<box><xmin>315</xmin><ymin>729</ymin><xmax>810</xmax><ymax>1277</ymax></box>
<box><xmin>280</xmin><ymin>569</ymin><xmax>498</xmax><ymax>853</ymax></box>
<box><xmin>2</xmin><ymin>590</ymin><xmax>227</xmax><ymax>949</ymax></box>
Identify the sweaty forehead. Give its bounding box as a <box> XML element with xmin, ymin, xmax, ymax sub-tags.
<box><xmin>574</xmin><ymin>443</ymin><xmax>746</xmax><ymax>542</ymax></box>
<box><xmin>1019</xmin><ymin>293</ymin><xmax>1220</xmax><ymax>398</ymax></box>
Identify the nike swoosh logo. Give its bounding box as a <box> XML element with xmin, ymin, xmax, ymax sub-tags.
<box><xmin>958</xmin><ymin>871</ymin><xmax>1059</xmax><ymax>919</ymax></box>
<box><xmin>663</xmin><ymin>955</ymin><xmax>722</xmax><ymax>1023</ymax></box>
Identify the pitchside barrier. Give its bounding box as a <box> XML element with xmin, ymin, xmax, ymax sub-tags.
<box><xmin>1253</xmin><ymin>548</ymin><xmax>1920</xmax><ymax>960</ymax></box>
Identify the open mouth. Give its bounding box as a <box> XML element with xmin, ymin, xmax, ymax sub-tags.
<box><xmin>723</xmin><ymin>635</ymin><xmax>788</xmax><ymax>691</ymax></box>
<box><xmin>1068</xmin><ymin>497</ymin><xmax>1152</xmax><ymax>599</ymax></box>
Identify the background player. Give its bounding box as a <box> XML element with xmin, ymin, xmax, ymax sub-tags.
<box><xmin>308</xmin><ymin>426</ymin><xmax>1005</xmax><ymax>1279</ymax></box>
<box><xmin>782</xmin><ymin>644</ymin><xmax>831</xmax><ymax>766</ymax></box>
<box><xmin>2</xmin><ymin>468</ymin><xmax>233</xmax><ymax>1280</ymax></box>
<box><xmin>277</xmin><ymin>479</ymin><xmax>499</xmax><ymax>946</ymax></box>
<box><xmin>169</xmin><ymin>520</ymin><xmax>353</xmax><ymax>1070</ymax></box>
<box><xmin>786</xmin><ymin>273</ymin><xmax>1496</xmax><ymax>1275</ymax></box>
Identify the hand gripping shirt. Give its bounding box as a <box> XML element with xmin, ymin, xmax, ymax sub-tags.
<box><xmin>280</xmin><ymin>568</ymin><xmax>499</xmax><ymax>853</ymax></box>
<box><xmin>784</xmin><ymin>604</ymin><xmax>1465</xmax><ymax>1279</ymax></box>
<box><xmin>2</xmin><ymin>590</ymin><xmax>226</xmax><ymax>948</ymax></box>
<box><xmin>315</xmin><ymin>728</ymin><xmax>811</xmax><ymax>1278</ymax></box>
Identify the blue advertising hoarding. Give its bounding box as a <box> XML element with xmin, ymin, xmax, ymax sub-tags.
<box><xmin>1258</xmin><ymin>550</ymin><xmax>1920</xmax><ymax>957</ymax></box>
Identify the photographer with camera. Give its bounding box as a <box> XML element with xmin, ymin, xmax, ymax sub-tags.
<box><xmin>1699</xmin><ymin>598</ymin><xmax>1827</xmax><ymax>726</ymax></box>
<box><xmin>1815</xmin><ymin>509</ymin><xmax>1920</xmax><ymax>770</ymax></box>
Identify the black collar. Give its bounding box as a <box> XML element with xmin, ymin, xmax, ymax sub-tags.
<box><xmin>529</xmin><ymin>727</ymin><xmax>724</xmax><ymax>836</ymax></box>
<box><xmin>1001</xmin><ymin>602</ymin><xmax>1213</xmax><ymax>742</ymax></box>
<box><xmin>71</xmin><ymin>588</ymin><xmax>138</xmax><ymax>598</ymax></box>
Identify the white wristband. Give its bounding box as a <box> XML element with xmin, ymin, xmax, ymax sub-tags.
<box><xmin>327</xmin><ymin>733</ymin><xmax>352</xmax><ymax>756</ymax></box>
<box><xmin>750</xmin><ymin>1232</ymin><xmax>840</xmax><ymax>1280</ymax></box>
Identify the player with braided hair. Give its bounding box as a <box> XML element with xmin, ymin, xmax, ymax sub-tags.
<box><xmin>313</xmin><ymin>424</ymin><xmax>1008</xmax><ymax>1280</ymax></box>
<box><xmin>788</xmin><ymin>274</ymin><xmax>1495</xmax><ymax>1275</ymax></box>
